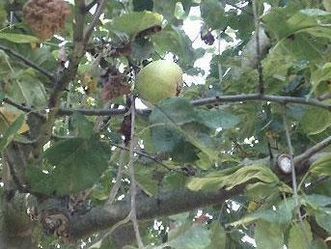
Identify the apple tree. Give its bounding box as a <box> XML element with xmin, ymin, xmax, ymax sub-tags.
<box><xmin>0</xmin><ymin>0</ymin><xmax>330</xmax><ymax>248</ymax></box>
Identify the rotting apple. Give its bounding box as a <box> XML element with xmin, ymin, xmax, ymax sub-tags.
<box><xmin>135</xmin><ymin>60</ymin><xmax>183</xmax><ymax>106</ymax></box>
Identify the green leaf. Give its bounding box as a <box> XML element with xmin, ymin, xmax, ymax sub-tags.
<box><xmin>288</xmin><ymin>221</ymin><xmax>313</xmax><ymax>249</ymax></box>
<box><xmin>162</xmin><ymin>172</ymin><xmax>187</xmax><ymax>192</ymax></box>
<box><xmin>205</xmin><ymin>222</ymin><xmax>226</xmax><ymax>249</ymax></box>
<box><xmin>229</xmin><ymin>198</ymin><xmax>296</xmax><ymax>227</ymax></box>
<box><xmin>135</xmin><ymin>164</ymin><xmax>159</xmax><ymax>196</ymax></box>
<box><xmin>0</xmin><ymin>114</ymin><xmax>25</xmax><ymax>152</ymax></box>
<box><xmin>133</xmin><ymin>0</ymin><xmax>153</xmax><ymax>11</ymax></box>
<box><xmin>315</xmin><ymin>208</ymin><xmax>331</xmax><ymax>233</ymax></box>
<box><xmin>8</xmin><ymin>68</ymin><xmax>47</xmax><ymax>106</ymax></box>
<box><xmin>311</xmin><ymin>239</ymin><xmax>328</xmax><ymax>249</ymax></box>
<box><xmin>72</xmin><ymin>112</ymin><xmax>94</xmax><ymax>138</ymax></box>
<box><xmin>150</xmin><ymin>98</ymin><xmax>197</xmax><ymax>126</ymax></box>
<box><xmin>110</xmin><ymin>11</ymin><xmax>163</xmax><ymax>37</ymax></box>
<box><xmin>187</xmin><ymin>164</ymin><xmax>279</xmax><ymax>191</ymax></box>
<box><xmin>0</xmin><ymin>92</ymin><xmax>5</xmax><ymax>102</ymax></box>
<box><xmin>200</xmin><ymin>0</ymin><xmax>226</xmax><ymax>30</ymax></box>
<box><xmin>255</xmin><ymin>221</ymin><xmax>284</xmax><ymax>249</ymax></box>
<box><xmin>151</xmin><ymin>26</ymin><xmax>198</xmax><ymax>67</ymax></box>
<box><xmin>167</xmin><ymin>224</ymin><xmax>211</xmax><ymax>249</ymax></box>
<box><xmin>0</xmin><ymin>33</ymin><xmax>39</xmax><ymax>43</ymax></box>
<box><xmin>27</xmin><ymin>137</ymin><xmax>110</xmax><ymax>196</ymax></box>
<box><xmin>301</xmin><ymin>108</ymin><xmax>331</xmax><ymax>135</ymax></box>
<box><xmin>310</xmin><ymin>153</ymin><xmax>331</xmax><ymax>176</ymax></box>
<box><xmin>310</xmin><ymin>63</ymin><xmax>331</xmax><ymax>95</ymax></box>
<box><xmin>149</xmin><ymin>98</ymin><xmax>218</xmax><ymax>161</ymax></box>
<box><xmin>263</xmin><ymin>8</ymin><xmax>331</xmax><ymax>40</ymax></box>
<box><xmin>196</xmin><ymin>109</ymin><xmax>240</xmax><ymax>129</ymax></box>
<box><xmin>303</xmin><ymin>194</ymin><xmax>331</xmax><ymax>208</ymax></box>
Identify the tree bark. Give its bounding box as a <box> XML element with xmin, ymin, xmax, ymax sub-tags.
<box><xmin>69</xmin><ymin>186</ymin><xmax>244</xmax><ymax>240</ymax></box>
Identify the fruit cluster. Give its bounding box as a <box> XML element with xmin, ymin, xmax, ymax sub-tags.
<box><xmin>23</xmin><ymin>0</ymin><xmax>70</xmax><ymax>40</ymax></box>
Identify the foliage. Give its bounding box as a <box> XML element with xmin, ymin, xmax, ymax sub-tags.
<box><xmin>0</xmin><ymin>0</ymin><xmax>330</xmax><ymax>248</ymax></box>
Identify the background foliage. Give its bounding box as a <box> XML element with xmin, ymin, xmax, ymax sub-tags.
<box><xmin>0</xmin><ymin>0</ymin><xmax>330</xmax><ymax>248</ymax></box>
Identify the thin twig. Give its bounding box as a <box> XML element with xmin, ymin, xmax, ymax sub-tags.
<box><xmin>128</xmin><ymin>96</ymin><xmax>144</xmax><ymax>248</ymax></box>
<box><xmin>59</xmin><ymin>94</ymin><xmax>331</xmax><ymax>116</ymax></box>
<box><xmin>294</xmin><ymin>136</ymin><xmax>331</xmax><ymax>166</ymax></box>
<box><xmin>0</xmin><ymin>44</ymin><xmax>54</xmax><ymax>80</ymax></box>
<box><xmin>109</xmin><ymin>142</ymin><xmax>173</xmax><ymax>171</ymax></box>
<box><xmin>2</xmin><ymin>97</ymin><xmax>45</xmax><ymax>119</ymax></box>
<box><xmin>105</xmin><ymin>149</ymin><xmax>126</xmax><ymax>207</ymax></box>
<box><xmin>85</xmin><ymin>0</ymin><xmax>98</xmax><ymax>12</ymax></box>
<box><xmin>252</xmin><ymin>0</ymin><xmax>264</xmax><ymax>94</ymax></box>
<box><xmin>282</xmin><ymin>107</ymin><xmax>298</xmax><ymax>202</ymax></box>
<box><xmin>90</xmin><ymin>213</ymin><xmax>132</xmax><ymax>248</ymax></box>
<box><xmin>84</xmin><ymin>0</ymin><xmax>106</xmax><ymax>44</ymax></box>
<box><xmin>58</xmin><ymin>106</ymin><xmax>129</xmax><ymax>116</ymax></box>
<box><xmin>191</xmin><ymin>94</ymin><xmax>331</xmax><ymax>111</ymax></box>
<box><xmin>282</xmin><ymin>106</ymin><xmax>309</xmax><ymax>242</ymax></box>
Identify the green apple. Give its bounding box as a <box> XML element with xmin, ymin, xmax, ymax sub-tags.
<box><xmin>135</xmin><ymin>60</ymin><xmax>183</xmax><ymax>105</ymax></box>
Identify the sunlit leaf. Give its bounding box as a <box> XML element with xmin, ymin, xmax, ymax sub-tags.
<box><xmin>0</xmin><ymin>106</ymin><xmax>29</xmax><ymax>134</ymax></box>
<box><xmin>0</xmin><ymin>114</ymin><xmax>25</xmax><ymax>152</ymax></box>
<box><xmin>187</xmin><ymin>164</ymin><xmax>279</xmax><ymax>191</ymax></box>
<box><xmin>110</xmin><ymin>11</ymin><xmax>163</xmax><ymax>37</ymax></box>
<box><xmin>0</xmin><ymin>33</ymin><xmax>39</xmax><ymax>43</ymax></box>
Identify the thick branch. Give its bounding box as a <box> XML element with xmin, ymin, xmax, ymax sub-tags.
<box><xmin>69</xmin><ymin>139</ymin><xmax>330</xmax><ymax>240</ymax></box>
<box><xmin>0</xmin><ymin>44</ymin><xmax>54</xmax><ymax>80</ymax></box>
<box><xmin>69</xmin><ymin>186</ymin><xmax>244</xmax><ymax>240</ymax></box>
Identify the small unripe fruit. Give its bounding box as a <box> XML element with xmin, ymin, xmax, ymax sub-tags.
<box><xmin>135</xmin><ymin>60</ymin><xmax>183</xmax><ymax>105</ymax></box>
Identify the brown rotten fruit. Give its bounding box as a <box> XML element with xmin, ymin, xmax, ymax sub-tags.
<box><xmin>23</xmin><ymin>0</ymin><xmax>70</xmax><ymax>40</ymax></box>
<box><xmin>135</xmin><ymin>60</ymin><xmax>183</xmax><ymax>106</ymax></box>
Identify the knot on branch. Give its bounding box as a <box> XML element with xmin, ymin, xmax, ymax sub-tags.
<box><xmin>41</xmin><ymin>212</ymin><xmax>72</xmax><ymax>243</ymax></box>
<box><xmin>276</xmin><ymin>154</ymin><xmax>292</xmax><ymax>174</ymax></box>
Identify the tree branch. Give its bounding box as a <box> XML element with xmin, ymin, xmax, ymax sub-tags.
<box><xmin>2</xmin><ymin>97</ymin><xmax>46</xmax><ymax>119</ymax></box>
<box><xmin>128</xmin><ymin>96</ymin><xmax>144</xmax><ymax>248</ymax></box>
<box><xmin>294</xmin><ymin>136</ymin><xmax>331</xmax><ymax>167</ymax></box>
<box><xmin>57</xmin><ymin>94</ymin><xmax>331</xmax><ymax>116</ymax></box>
<box><xmin>3</xmin><ymin>94</ymin><xmax>330</xmax><ymax>122</ymax></box>
<box><xmin>83</xmin><ymin>0</ymin><xmax>106</xmax><ymax>44</ymax></box>
<box><xmin>252</xmin><ymin>0</ymin><xmax>264</xmax><ymax>94</ymax></box>
<box><xmin>85</xmin><ymin>0</ymin><xmax>98</xmax><ymax>12</ymax></box>
<box><xmin>69</xmin><ymin>186</ymin><xmax>245</xmax><ymax>240</ymax></box>
<box><xmin>0</xmin><ymin>44</ymin><xmax>54</xmax><ymax>80</ymax></box>
<box><xmin>191</xmin><ymin>94</ymin><xmax>331</xmax><ymax>111</ymax></box>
